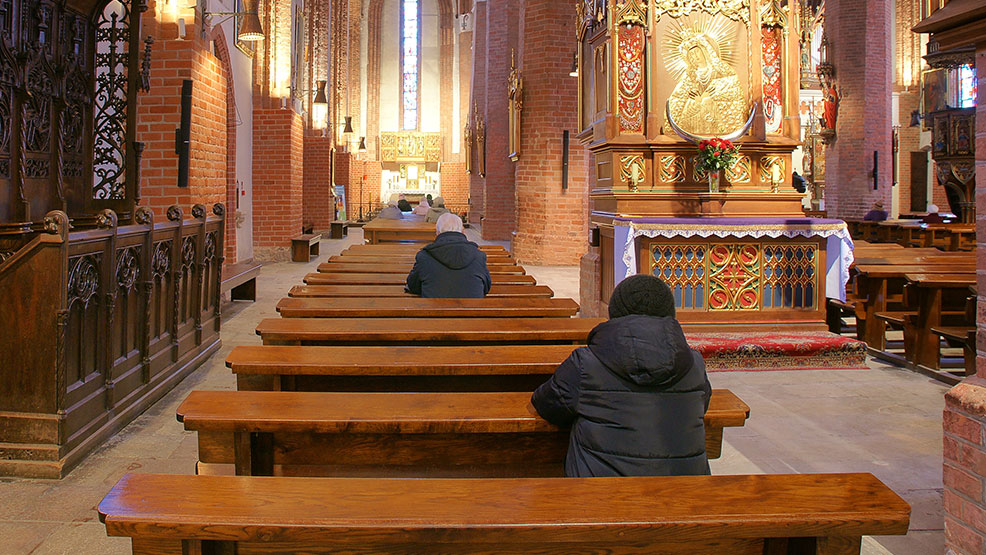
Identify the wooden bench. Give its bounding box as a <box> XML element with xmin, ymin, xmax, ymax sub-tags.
<box><xmin>362</xmin><ymin>219</ymin><xmax>437</xmax><ymax>244</ymax></box>
<box><xmin>329</xmin><ymin>221</ymin><xmax>349</xmax><ymax>239</ymax></box>
<box><xmin>288</xmin><ymin>284</ymin><xmax>555</xmax><ymax>298</ymax></box>
<box><xmin>220</xmin><ymin>262</ymin><xmax>262</xmax><ymax>302</ymax></box>
<box><xmin>98</xmin><ymin>472</ymin><xmax>910</xmax><ymax>554</ymax></box>
<box><xmin>275</xmin><ymin>297</ymin><xmax>580</xmax><ymax>318</ymax></box>
<box><xmin>931</xmin><ymin>326</ymin><xmax>977</xmax><ymax>376</ymax></box>
<box><xmin>291</xmin><ymin>233</ymin><xmax>321</xmax><ymax>263</ymax></box>
<box><xmin>177</xmin><ymin>389</ymin><xmax>750</xmax><ymax>476</ymax></box>
<box><xmin>227</xmin><ymin>344</ymin><xmax>579</xmax><ymax>392</ymax></box>
<box><xmin>256</xmin><ymin>317</ymin><xmax>606</xmax><ymax>346</ymax></box>
<box><xmin>304</xmin><ymin>272</ymin><xmax>537</xmax><ymax>286</ymax></box>
<box><xmin>330</xmin><ymin>254</ymin><xmax>517</xmax><ymax>265</ymax></box>
<box><xmin>343</xmin><ymin>243</ymin><xmax>508</xmax><ymax>255</ymax></box>
<box><xmin>317</xmin><ymin>262</ymin><xmax>527</xmax><ymax>275</ymax></box>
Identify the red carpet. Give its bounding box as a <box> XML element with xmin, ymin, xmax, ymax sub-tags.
<box><xmin>686</xmin><ymin>332</ymin><xmax>867</xmax><ymax>372</ymax></box>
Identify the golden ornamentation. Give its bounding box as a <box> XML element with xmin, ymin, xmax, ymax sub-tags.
<box><xmin>651</xmin><ymin>244</ymin><xmax>707</xmax><ymax>310</ymax></box>
<box><xmin>653</xmin><ymin>0</ymin><xmax>751</xmax><ymax>25</ymax></box>
<box><xmin>614</xmin><ymin>0</ymin><xmax>647</xmax><ymax>26</ymax></box>
<box><xmin>380</xmin><ymin>132</ymin><xmax>441</xmax><ymax>163</ymax></box>
<box><xmin>665</xmin><ymin>15</ymin><xmax>749</xmax><ymax>136</ymax></box>
<box><xmin>618</xmin><ymin>24</ymin><xmax>646</xmax><ymax>133</ymax></box>
<box><xmin>464</xmin><ymin>121</ymin><xmax>473</xmax><ymax>175</ymax></box>
<box><xmin>708</xmin><ymin>244</ymin><xmax>760</xmax><ymax>311</ymax></box>
<box><xmin>759</xmin><ymin>155</ymin><xmax>785</xmax><ymax>184</ymax></box>
<box><xmin>475</xmin><ymin>106</ymin><xmax>486</xmax><ymax>178</ymax></box>
<box><xmin>760</xmin><ymin>0</ymin><xmax>787</xmax><ymax>28</ymax></box>
<box><xmin>691</xmin><ymin>155</ymin><xmax>708</xmax><ymax>182</ymax></box>
<box><xmin>725</xmin><ymin>155</ymin><xmax>751</xmax><ymax>183</ymax></box>
<box><xmin>659</xmin><ymin>155</ymin><xmax>686</xmax><ymax>182</ymax></box>
<box><xmin>619</xmin><ymin>155</ymin><xmax>645</xmax><ymax>191</ymax></box>
<box><xmin>762</xmin><ymin>244</ymin><xmax>818</xmax><ymax>309</ymax></box>
<box><xmin>508</xmin><ymin>50</ymin><xmax>523</xmax><ymax>162</ymax></box>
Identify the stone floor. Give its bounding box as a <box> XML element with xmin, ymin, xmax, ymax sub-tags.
<box><xmin>0</xmin><ymin>229</ymin><xmax>947</xmax><ymax>554</ymax></box>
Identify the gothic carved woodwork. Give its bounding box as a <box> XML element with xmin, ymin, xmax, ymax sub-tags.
<box><xmin>659</xmin><ymin>155</ymin><xmax>686</xmax><ymax>183</ymax></box>
<box><xmin>725</xmin><ymin>155</ymin><xmax>752</xmax><ymax>183</ymax></box>
<box><xmin>379</xmin><ymin>131</ymin><xmax>441</xmax><ymax>163</ymax></box>
<box><xmin>759</xmin><ymin>155</ymin><xmax>785</xmax><ymax>184</ymax></box>
<box><xmin>617</xmin><ymin>21</ymin><xmax>645</xmax><ymax>134</ymax></box>
<box><xmin>463</xmin><ymin>121</ymin><xmax>473</xmax><ymax>174</ymax></box>
<box><xmin>930</xmin><ymin>108</ymin><xmax>976</xmax><ymax>223</ymax></box>
<box><xmin>619</xmin><ymin>154</ymin><xmax>645</xmax><ymax>191</ymax></box>
<box><xmin>475</xmin><ymin>108</ymin><xmax>486</xmax><ymax>178</ymax></box>
<box><xmin>507</xmin><ymin>51</ymin><xmax>523</xmax><ymax>162</ymax></box>
<box><xmin>760</xmin><ymin>26</ymin><xmax>783</xmax><ymax>134</ymax></box>
<box><xmin>92</xmin><ymin>0</ymin><xmax>131</xmax><ymax>201</ymax></box>
<box><xmin>651</xmin><ymin>0</ymin><xmax>750</xmax><ymax>24</ymax></box>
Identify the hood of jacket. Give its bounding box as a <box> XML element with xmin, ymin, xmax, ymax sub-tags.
<box><xmin>422</xmin><ymin>232</ymin><xmax>481</xmax><ymax>270</ymax></box>
<box><xmin>587</xmin><ymin>315</ymin><xmax>693</xmax><ymax>388</ymax></box>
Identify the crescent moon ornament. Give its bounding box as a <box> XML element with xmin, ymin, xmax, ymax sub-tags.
<box><xmin>666</xmin><ymin>100</ymin><xmax>758</xmax><ymax>144</ymax></box>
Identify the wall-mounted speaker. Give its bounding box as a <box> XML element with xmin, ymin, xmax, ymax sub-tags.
<box><xmin>589</xmin><ymin>227</ymin><xmax>600</xmax><ymax>248</ymax></box>
<box><xmin>175</xmin><ymin>79</ymin><xmax>193</xmax><ymax>188</ymax></box>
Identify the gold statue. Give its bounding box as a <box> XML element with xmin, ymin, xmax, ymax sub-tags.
<box><xmin>665</xmin><ymin>16</ymin><xmax>748</xmax><ymax>137</ymax></box>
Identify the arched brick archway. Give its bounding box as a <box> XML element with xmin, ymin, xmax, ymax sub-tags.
<box><xmin>211</xmin><ymin>25</ymin><xmax>238</xmax><ymax>264</ymax></box>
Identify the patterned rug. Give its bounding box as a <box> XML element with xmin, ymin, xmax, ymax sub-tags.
<box><xmin>686</xmin><ymin>332</ymin><xmax>867</xmax><ymax>372</ymax></box>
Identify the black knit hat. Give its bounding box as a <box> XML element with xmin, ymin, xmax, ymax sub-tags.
<box><xmin>608</xmin><ymin>274</ymin><xmax>676</xmax><ymax>319</ymax></box>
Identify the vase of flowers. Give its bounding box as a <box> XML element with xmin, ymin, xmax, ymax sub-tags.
<box><xmin>696</xmin><ymin>138</ymin><xmax>739</xmax><ymax>194</ymax></box>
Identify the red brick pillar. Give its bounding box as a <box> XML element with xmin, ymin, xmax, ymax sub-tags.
<box><xmin>252</xmin><ymin>109</ymin><xmax>304</xmax><ymax>261</ymax></box>
<box><xmin>512</xmin><ymin>0</ymin><xmax>588</xmax><ymax>265</ymax></box>
<box><xmin>303</xmin><ymin>136</ymin><xmax>334</xmax><ymax>233</ymax></box>
<box><xmin>479</xmin><ymin>0</ymin><xmax>520</xmax><ymax>241</ymax></box>
<box><xmin>943</xmin><ymin>45</ymin><xmax>986</xmax><ymax>555</ymax></box>
<box><xmin>468</xmin><ymin>2</ymin><xmax>488</xmax><ymax>225</ymax></box>
<box><xmin>823</xmin><ymin>0</ymin><xmax>893</xmax><ymax>218</ymax></box>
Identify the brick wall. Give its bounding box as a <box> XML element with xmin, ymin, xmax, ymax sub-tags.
<box><xmin>440</xmin><ymin>162</ymin><xmax>470</xmax><ymax>216</ymax></box>
<box><xmin>136</xmin><ymin>7</ymin><xmax>226</xmax><ymax>221</ymax></box>
<box><xmin>896</xmin><ymin>91</ymin><xmax>920</xmax><ymax>213</ymax></box>
<box><xmin>478</xmin><ymin>0</ymin><xmax>519</xmax><ymax>241</ymax></box>
<box><xmin>211</xmin><ymin>27</ymin><xmax>238</xmax><ymax>263</ymax></box>
<box><xmin>512</xmin><ymin>0</ymin><xmax>588</xmax><ymax>265</ymax></box>
<box><xmin>824</xmin><ymin>0</ymin><xmax>893</xmax><ymax>219</ymax></box>
<box><xmin>304</xmin><ymin>136</ymin><xmax>334</xmax><ymax>232</ymax></box>
<box><xmin>943</xmin><ymin>44</ymin><xmax>986</xmax><ymax>555</ymax></box>
<box><xmin>252</xmin><ymin>108</ymin><xmax>304</xmax><ymax>261</ymax></box>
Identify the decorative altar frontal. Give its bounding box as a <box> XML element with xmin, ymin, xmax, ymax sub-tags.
<box><xmin>612</xmin><ymin>217</ymin><xmax>853</xmax><ymax>327</ymax></box>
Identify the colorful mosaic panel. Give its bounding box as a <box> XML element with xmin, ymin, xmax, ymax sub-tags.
<box><xmin>659</xmin><ymin>155</ymin><xmax>686</xmax><ymax>183</ymax></box>
<box><xmin>762</xmin><ymin>244</ymin><xmax>817</xmax><ymax>309</ymax></box>
<box><xmin>651</xmin><ymin>244</ymin><xmax>707</xmax><ymax>310</ymax></box>
<box><xmin>708</xmin><ymin>244</ymin><xmax>760</xmax><ymax>311</ymax></box>
<box><xmin>618</xmin><ymin>24</ymin><xmax>645</xmax><ymax>134</ymax></box>
<box><xmin>761</xmin><ymin>26</ymin><xmax>783</xmax><ymax>134</ymax></box>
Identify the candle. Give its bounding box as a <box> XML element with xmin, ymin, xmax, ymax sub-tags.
<box><xmin>631</xmin><ymin>164</ymin><xmax>640</xmax><ymax>184</ymax></box>
<box><xmin>771</xmin><ymin>164</ymin><xmax>782</xmax><ymax>183</ymax></box>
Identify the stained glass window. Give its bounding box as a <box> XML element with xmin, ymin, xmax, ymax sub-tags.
<box><xmin>401</xmin><ymin>0</ymin><xmax>419</xmax><ymax>130</ymax></box>
<box><xmin>958</xmin><ymin>64</ymin><xmax>977</xmax><ymax>108</ymax></box>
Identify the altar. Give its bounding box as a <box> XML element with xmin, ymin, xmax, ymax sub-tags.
<box><xmin>576</xmin><ymin>0</ymin><xmax>833</xmax><ymax>329</ymax></box>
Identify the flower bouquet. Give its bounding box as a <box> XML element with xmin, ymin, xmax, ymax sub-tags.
<box><xmin>696</xmin><ymin>138</ymin><xmax>739</xmax><ymax>193</ymax></box>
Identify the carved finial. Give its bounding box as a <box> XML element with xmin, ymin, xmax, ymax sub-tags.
<box><xmin>43</xmin><ymin>210</ymin><xmax>69</xmax><ymax>239</ymax></box>
<box><xmin>167</xmin><ymin>205</ymin><xmax>183</xmax><ymax>222</ymax></box>
<box><xmin>134</xmin><ymin>206</ymin><xmax>153</xmax><ymax>226</ymax></box>
<box><xmin>96</xmin><ymin>209</ymin><xmax>118</xmax><ymax>229</ymax></box>
<box><xmin>213</xmin><ymin>203</ymin><xmax>226</xmax><ymax>217</ymax></box>
<box><xmin>192</xmin><ymin>204</ymin><xmax>207</xmax><ymax>219</ymax></box>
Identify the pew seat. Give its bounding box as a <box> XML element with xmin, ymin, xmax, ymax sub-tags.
<box><xmin>275</xmin><ymin>297</ymin><xmax>580</xmax><ymax>318</ymax></box>
<box><xmin>317</xmin><ymin>262</ymin><xmax>527</xmax><ymax>275</ymax></box>
<box><xmin>176</xmin><ymin>389</ymin><xmax>750</xmax><ymax>475</ymax></box>
<box><xmin>98</xmin><ymin>472</ymin><xmax>911</xmax><ymax>554</ymax></box>
<box><xmin>287</xmin><ymin>284</ymin><xmax>555</xmax><ymax>298</ymax></box>
<box><xmin>256</xmin><ymin>317</ymin><xmax>606</xmax><ymax>346</ymax></box>
<box><xmin>304</xmin><ymin>272</ymin><xmax>537</xmax><ymax>286</ymax></box>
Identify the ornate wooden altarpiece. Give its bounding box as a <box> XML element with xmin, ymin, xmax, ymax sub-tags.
<box><xmin>0</xmin><ymin>0</ymin><xmax>225</xmax><ymax>478</ymax></box>
<box><xmin>578</xmin><ymin>0</ymin><xmax>845</xmax><ymax>329</ymax></box>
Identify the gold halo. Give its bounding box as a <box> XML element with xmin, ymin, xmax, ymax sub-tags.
<box><xmin>664</xmin><ymin>14</ymin><xmax>738</xmax><ymax>81</ymax></box>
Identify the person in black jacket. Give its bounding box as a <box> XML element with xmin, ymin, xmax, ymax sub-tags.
<box><xmin>397</xmin><ymin>194</ymin><xmax>413</xmax><ymax>212</ymax></box>
<box><xmin>531</xmin><ymin>274</ymin><xmax>712</xmax><ymax>478</ymax></box>
<box><xmin>405</xmin><ymin>213</ymin><xmax>491</xmax><ymax>298</ymax></box>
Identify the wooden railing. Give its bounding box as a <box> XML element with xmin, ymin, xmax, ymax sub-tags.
<box><xmin>0</xmin><ymin>204</ymin><xmax>225</xmax><ymax>479</ymax></box>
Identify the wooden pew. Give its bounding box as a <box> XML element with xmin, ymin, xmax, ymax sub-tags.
<box><xmin>317</xmin><ymin>262</ymin><xmax>527</xmax><ymax>275</ymax></box>
<box><xmin>288</xmin><ymin>284</ymin><xmax>555</xmax><ymax>298</ymax></box>
<box><xmin>362</xmin><ymin>219</ymin><xmax>437</xmax><ymax>244</ymax></box>
<box><xmin>228</xmin><ymin>344</ymin><xmax>579</xmax><ymax>392</ymax></box>
<box><xmin>99</xmin><ymin>472</ymin><xmax>911</xmax><ymax>554</ymax></box>
<box><xmin>344</xmin><ymin>243</ymin><xmax>508</xmax><ymax>255</ymax></box>
<box><xmin>256</xmin><ymin>317</ymin><xmax>606</xmax><ymax>346</ymax></box>
<box><xmin>275</xmin><ymin>297</ymin><xmax>580</xmax><ymax>318</ymax></box>
<box><xmin>176</xmin><ymin>390</ymin><xmax>750</xmax><ymax>474</ymax></box>
<box><xmin>303</xmin><ymin>272</ymin><xmax>537</xmax><ymax>286</ymax></box>
<box><xmin>330</xmin><ymin>255</ymin><xmax>517</xmax><ymax>265</ymax></box>
<box><xmin>897</xmin><ymin>274</ymin><xmax>977</xmax><ymax>371</ymax></box>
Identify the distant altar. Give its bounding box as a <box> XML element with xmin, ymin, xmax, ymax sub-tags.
<box><xmin>576</xmin><ymin>0</ymin><xmax>845</xmax><ymax>329</ymax></box>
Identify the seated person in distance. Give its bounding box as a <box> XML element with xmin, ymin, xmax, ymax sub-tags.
<box><xmin>531</xmin><ymin>274</ymin><xmax>711</xmax><ymax>478</ymax></box>
<box><xmin>405</xmin><ymin>213</ymin><xmax>491</xmax><ymax>298</ymax></box>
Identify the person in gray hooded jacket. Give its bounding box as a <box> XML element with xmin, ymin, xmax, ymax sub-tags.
<box><xmin>531</xmin><ymin>274</ymin><xmax>711</xmax><ymax>478</ymax></box>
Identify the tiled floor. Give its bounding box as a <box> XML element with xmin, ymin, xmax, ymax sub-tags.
<box><xmin>1</xmin><ymin>229</ymin><xmax>946</xmax><ymax>554</ymax></box>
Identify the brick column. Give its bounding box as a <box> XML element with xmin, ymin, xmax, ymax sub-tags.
<box><xmin>480</xmin><ymin>0</ymin><xmax>520</xmax><ymax>241</ymax></box>
<box><xmin>943</xmin><ymin>45</ymin><xmax>986</xmax><ymax>555</ymax></box>
<box><xmin>468</xmin><ymin>2</ymin><xmax>488</xmax><ymax>225</ymax></box>
<box><xmin>252</xmin><ymin>109</ymin><xmax>303</xmax><ymax>261</ymax></box>
<box><xmin>304</xmin><ymin>136</ymin><xmax>334</xmax><ymax>233</ymax></box>
<box><xmin>512</xmin><ymin>0</ymin><xmax>588</xmax><ymax>265</ymax></box>
<box><xmin>823</xmin><ymin>0</ymin><xmax>893</xmax><ymax>218</ymax></box>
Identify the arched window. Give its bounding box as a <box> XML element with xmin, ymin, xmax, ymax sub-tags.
<box><xmin>401</xmin><ymin>0</ymin><xmax>419</xmax><ymax>130</ymax></box>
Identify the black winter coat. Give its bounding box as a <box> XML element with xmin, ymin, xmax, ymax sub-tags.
<box><xmin>531</xmin><ymin>315</ymin><xmax>712</xmax><ymax>478</ymax></box>
<box><xmin>405</xmin><ymin>232</ymin><xmax>492</xmax><ymax>298</ymax></box>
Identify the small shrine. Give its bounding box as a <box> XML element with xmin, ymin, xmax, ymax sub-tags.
<box><xmin>578</xmin><ymin>0</ymin><xmax>852</xmax><ymax>329</ymax></box>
